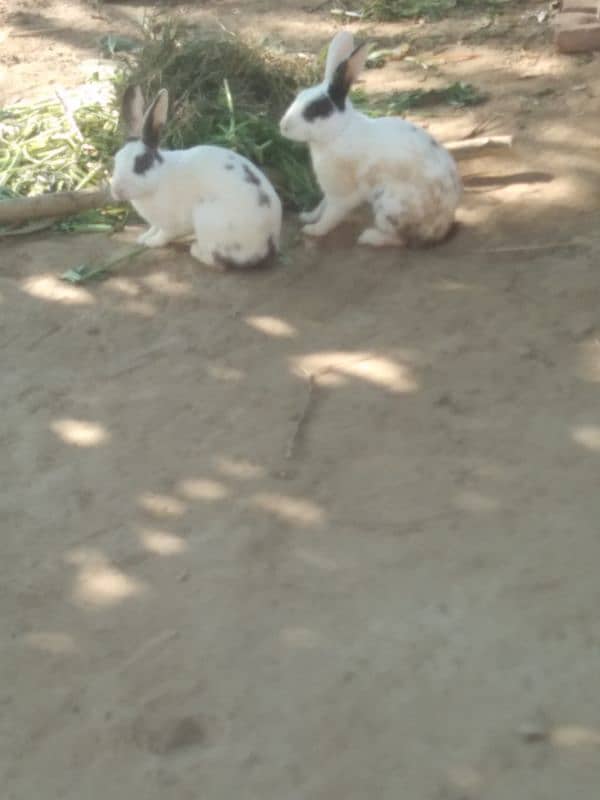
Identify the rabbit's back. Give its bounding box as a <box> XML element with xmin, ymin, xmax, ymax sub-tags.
<box><xmin>358</xmin><ymin>114</ymin><xmax>460</xmax><ymax>198</ymax></box>
<box><xmin>132</xmin><ymin>145</ymin><xmax>281</xmax><ymax>241</ymax></box>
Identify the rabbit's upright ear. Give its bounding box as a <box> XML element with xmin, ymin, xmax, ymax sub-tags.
<box><xmin>324</xmin><ymin>30</ymin><xmax>356</xmax><ymax>83</ymax></box>
<box><xmin>121</xmin><ymin>85</ymin><xmax>145</xmax><ymax>138</ymax></box>
<box><xmin>142</xmin><ymin>89</ymin><xmax>169</xmax><ymax>149</ymax></box>
<box><xmin>328</xmin><ymin>42</ymin><xmax>370</xmax><ymax>108</ymax></box>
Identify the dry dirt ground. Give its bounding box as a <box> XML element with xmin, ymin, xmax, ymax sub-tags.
<box><xmin>3</xmin><ymin>1</ymin><xmax>600</xmax><ymax>798</ymax></box>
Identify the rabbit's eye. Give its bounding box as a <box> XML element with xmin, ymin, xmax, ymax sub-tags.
<box><xmin>303</xmin><ymin>96</ymin><xmax>335</xmax><ymax>122</ymax></box>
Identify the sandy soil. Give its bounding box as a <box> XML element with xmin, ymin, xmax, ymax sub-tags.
<box><xmin>2</xmin><ymin>2</ymin><xmax>600</xmax><ymax>798</ymax></box>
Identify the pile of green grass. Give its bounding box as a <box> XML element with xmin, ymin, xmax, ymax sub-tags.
<box><xmin>119</xmin><ymin>19</ymin><xmax>321</xmax><ymax>209</ymax></box>
<box><xmin>361</xmin><ymin>0</ymin><xmax>513</xmax><ymax>21</ymax></box>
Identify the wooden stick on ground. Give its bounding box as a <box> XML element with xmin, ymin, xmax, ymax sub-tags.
<box><xmin>0</xmin><ymin>186</ymin><xmax>110</xmax><ymax>227</ymax></box>
<box><xmin>444</xmin><ymin>135</ymin><xmax>514</xmax><ymax>159</ymax></box>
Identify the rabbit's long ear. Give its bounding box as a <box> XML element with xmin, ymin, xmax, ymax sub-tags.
<box><xmin>328</xmin><ymin>42</ymin><xmax>370</xmax><ymax>109</ymax></box>
<box><xmin>142</xmin><ymin>89</ymin><xmax>169</xmax><ymax>149</ymax></box>
<box><xmin>324</xmin><ymin>30</ymin><xmax>356</xmax><ymax>83</ymax></box>
<box><xmin>121</xmin><ymin>85</ymin><xmax>145</xmax><ymax>138</ymax></box>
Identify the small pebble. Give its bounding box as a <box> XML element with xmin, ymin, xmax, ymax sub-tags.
<box><xmin>518</xmin><ymin>709</ymin><xmax>550</xmax><ymax>742</ymax></box>
<box><xmin>567</xmin><ymin>311</ymin><xmax>595</xmax><ymax>341</ymax></box>
<box><xmin>133</xmin><ymin>714</ymin><xmax>206</xmax><ymax>755</ymax></box>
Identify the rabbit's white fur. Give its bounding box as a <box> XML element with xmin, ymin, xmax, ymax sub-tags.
<box><xmin>111</xmin><ymin>87</ymin><xmax>282</xmax><ymax>269</ymax></box>
<box><xmin>279</xmin><ymin>31</ymin><xmax>461</xmax><ymax>247</ymax></box>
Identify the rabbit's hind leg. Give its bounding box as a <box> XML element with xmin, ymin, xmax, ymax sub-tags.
<box><xmin>359</xmin><ymin>187</ymin><xmax>413</xmax><ymax>248</ymax></box>
<box><xmin>190</xmin><ymin>241</ymin><xmax>226</xmax><ymax>271</ymax></box>
<box><xmin>358</xmin><ymin>227</ymin><xmax>403</xmax><ymax>247</ymax></box>
<box><xmin>190</xmin><ymin>203</ymin><xmax>230</xmax><ymax>271</ymax></box>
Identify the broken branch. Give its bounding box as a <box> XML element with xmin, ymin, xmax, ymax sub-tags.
<box><xmin>0</xmin><ymin>186</ymin><xmax>111</xmax><ymax>227</ymax></box>
<box><xmin>444</xmin><ymin>135</ymin><xmax>514</xmax><ymax>159</ymax></box>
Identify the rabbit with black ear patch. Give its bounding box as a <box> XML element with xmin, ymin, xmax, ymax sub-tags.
<box><xmin>279</xmin><ymin>31</ymin><xmax>461</xmax><ymax>248</ymax></box>
<box><xmin>111</xmin><ymin>86</ymin><xmax>282</xmax><ymax>269</ymax></box>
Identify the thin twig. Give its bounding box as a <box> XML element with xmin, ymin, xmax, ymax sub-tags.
<box><xmin>10</xmin><ymin>26</ymin><xmax>75</xmax><ymax>38</ymax></box>
<box><xmin>330</xmin><ymin>8</ymin><xmax>364</xmax><ymax>18</ymax></box>
<box><xmin>276</xmin><ymin>355</ymin><xmax>386</xmax><ymax>478</ymax></box>
<box><xmin>0</xmin><ymin>219</ymin><xmax>57</xmax><ymax>238</ymax></box>
<box><xmin>480</xmin><ymin>240</ymin><xmax>589</xmax><ymax>255</ymax></box>
<box><xmin>120</xmin><ymin>630</ymin><xmax>179</xmax><ymax>672</ymax></box>
<box><xmin>26</xmin><ymin>323</ymin><xmax>62</xmax><ymax>352</ymax></box>
<box><xmin>106</xmin><ymin>348</ymin><xmax>169</xmax><ymax>380</ymax></box>
<box><xmin>330</xmin><ymin>509</ymin><xmax>458</xmax><ymax>535</ymax></box>
<box><xmin>463</xmin><ymin>113</ymin><xmax>503</xmax><ymax>140</ymax></box>
<box><xmin>55</xmin><ymin>86</ymin><xmax>84</xmax><ymax>142</ymax></box>
<box><xmin>285</xmin><ymin>373</ymin><xmax>317</xmax><ymax>461</ymax></box>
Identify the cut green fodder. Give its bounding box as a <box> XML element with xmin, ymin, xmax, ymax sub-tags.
<box><xmin>119</xmin><ymin>20</ymin><xmax>321</xmax><ymax>209</ymax></box>
<box><xmin>55</xmin><ymin>206</ymin><xmax>130</xmax><ymax>233</ymax></box>
<box><xmin>0</xmin><ymin>88</ymin><xmax>129</xmax><ymax>233</ymax></box>
<box><xmin>0</xmin><ymin>205</ymin><xmax>131</xmax><ymax>239</ymax></box>
<box><xmin>354</xmin><ymin>81</ymin><xmax>487</xmax><ymax>115</ymax></box>
<box><xmin>360</xmin><ymin>0</ymin><xmax>514</xmax><ymax>21</ymax></box>
<box><xmin>0</xmin><ymin>95</ymin><xmax>118</xmax><ymax>196</ymax></box>
<box><xmin>62</xmin><ymin>244</ymin><xmax>147</xmax><ymax>284</ymax></box>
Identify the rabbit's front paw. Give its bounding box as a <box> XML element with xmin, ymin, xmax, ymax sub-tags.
<box><xmin>302</xmin><ymin>222</ymin><xmax>329</xmax><ymax>237</ymax></box>
<box><xmin>302</xmin><ymin>198</ymin><xmax>356</xmax><ymax>237</ymax></box>
<box><xmin>143</xmin><ymin>230</ymin><xmax>170</xmax><ymax>248</ymax></box>
<box><xmin>137</xmin><ymin>227</ymin><xmax>157</xmax><ymax>245</ymax></box>
<box><xmin>299</xmin><ymin>200</ymin><xmax>325</xmax><ymax>225</ymax></box>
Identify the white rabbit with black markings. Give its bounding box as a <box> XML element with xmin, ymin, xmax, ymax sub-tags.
<box><xmin>279</xmin><ymin>31</ymin><xmax>461</xmax><ymax>248</ymax></box>
<box><xmin>111</xmin><ymin>86</ymin><xmax>282</xmax><ymax>269</ymax></box>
